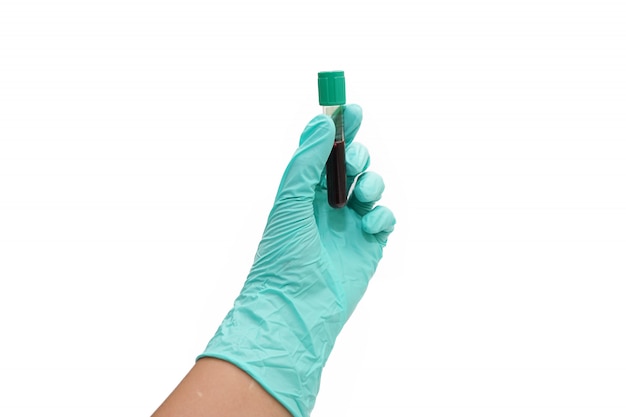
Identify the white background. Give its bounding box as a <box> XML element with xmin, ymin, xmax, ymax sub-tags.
<box><xmin>1</xmin><ymin>0</ymin><xmax>625</xmax><ymax>416</ymax></box>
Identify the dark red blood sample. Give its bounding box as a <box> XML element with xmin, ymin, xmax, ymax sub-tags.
<box><xmin>326</xmin><ymin>140</ymin><xmax>347</xmax><ymax>208</ymax></box>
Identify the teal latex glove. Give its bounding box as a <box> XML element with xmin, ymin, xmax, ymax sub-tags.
<box><xmin>198</xmin><ymin>104</ymin><xmax>395</xmax><ymax>417</ymax></box>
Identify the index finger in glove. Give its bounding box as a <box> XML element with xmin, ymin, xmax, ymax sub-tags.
<box><xmin>343</xmin><ymin>104</ymin><xmax>363</xmax><ymax>147</ymax></box>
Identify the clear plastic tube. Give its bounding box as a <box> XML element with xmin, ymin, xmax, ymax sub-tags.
<box><xmin>323</xmin><ymin>104</ymin><xmax>347</xmax><ymax>208</ymax></box>
<box><xmin>318</xmin><ymin>71</ymin><xmax>347</xmax><ymax>208</ymax></box>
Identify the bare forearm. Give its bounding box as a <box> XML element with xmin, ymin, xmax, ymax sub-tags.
<box><xmin>151</xmin><ymin>358</ymin><xmax>291</xmax><ymax>417</ymax></box>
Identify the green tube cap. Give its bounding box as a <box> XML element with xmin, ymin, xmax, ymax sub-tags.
<box><xmin>318</xmin><ymin>71</ymin><xmax>346</xmax><ymax>106</ymax></box>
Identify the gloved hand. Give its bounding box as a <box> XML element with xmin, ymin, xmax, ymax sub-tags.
<box><xmin>198</xmin><ymin>104</ymin><xmax>396</xmax><ymax>417</ymax></box>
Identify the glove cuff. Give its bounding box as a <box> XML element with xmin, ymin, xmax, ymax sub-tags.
<box><xmin>197</xmin><ymin>281</ymin><xmax>345</xmax><ymax>417</ymax></box>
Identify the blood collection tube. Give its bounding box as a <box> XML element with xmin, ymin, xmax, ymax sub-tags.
<box><xmin>318</xmin><ymin>71</ymin><xmax>347</xmax><ymax>208</ymax></box>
